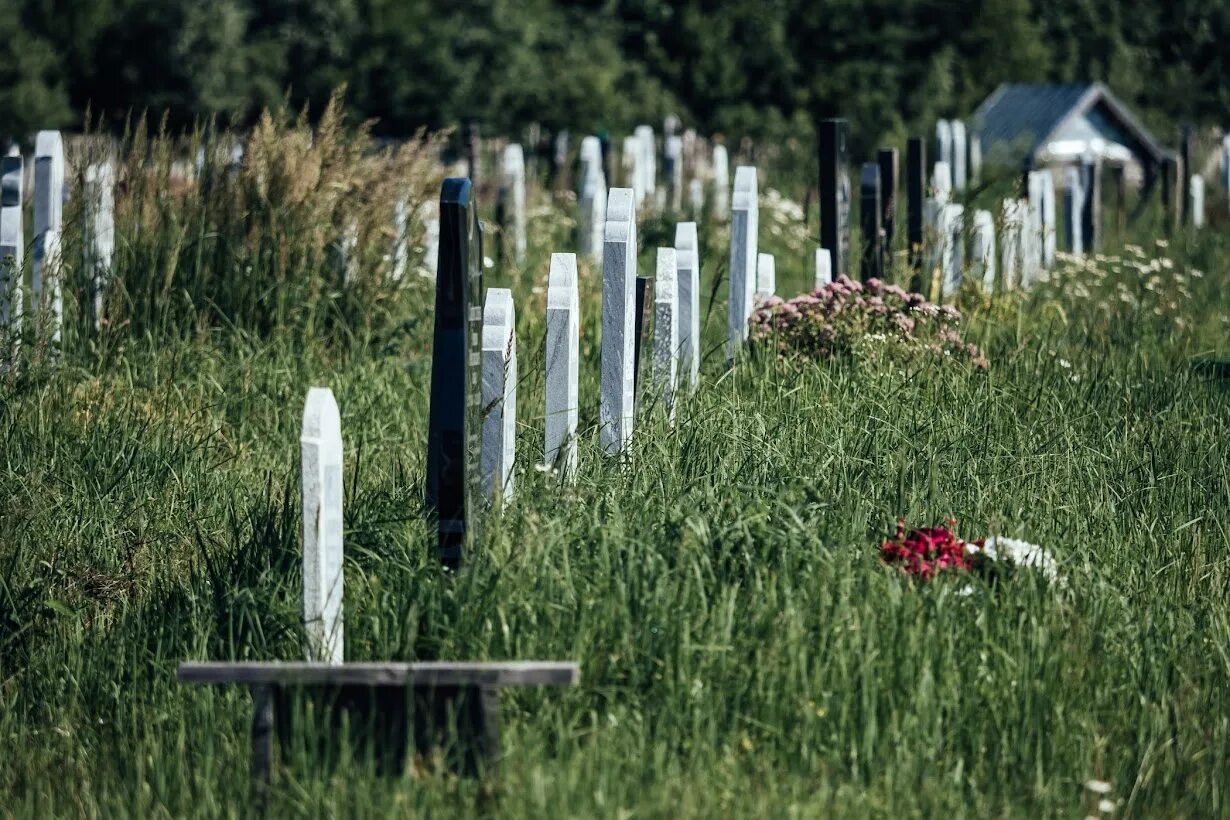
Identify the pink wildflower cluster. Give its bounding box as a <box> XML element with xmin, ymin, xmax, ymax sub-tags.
<box><xmin>879</xmin><ymin>519</ymin><xmax>977</xmax><ymax>580</ymax></box>
<box><xmin>749</xmin><ymin>276</ymin><xmax>989</xmax><ymax>369</ymax></box>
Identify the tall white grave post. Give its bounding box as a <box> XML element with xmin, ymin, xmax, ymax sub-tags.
<box><xmin>936</xmin><ymin>120</ymin><xmax>953</xmax><ymax>170</ymax></box>
<box><xmin>1040</xmin><ymin>171</ymin><xmax>1057</xmax><ymax>268</ymax></box>
<box><xmin>999</xmin><ymin>199</ymin><xmax>1024</xmax><ymax>291</ymax></box>
<box><xmin>84</xmin><ymin>163</ymin><xmax>115</xmax><ymax>331</ymax></box>
<box><xmin>579</xmin><ymin>146</ymin><xmax>607</xmax><ymax>262</ymax></box>
<box><xmin>815</xmin><ymin>248</ymin><xmax>832</xmax><ymax>288</ymax></box>
<box><xmin>1063</xmin><ymin>167</ymin><xmax>1084</xmax><ymax>255</ymax></box>
<box><xmin>481</xmin><ymin>288</ymin><xmax>517</xmax><ymax>506</ymax></box>
<box><xmin>0</xmin><ymin>154</ymin><xmax>22</xmax><ymax>364</ymax></box>
<box><xmin>951</xmin><ymin>120</ymin><xmax>968</xmax><ymax>192</ymax></box>
<box><xmin>301</xmin><ymin>387</ymin><xmax>344</xmax><ymax>664</ymax></box>
<box><xmin>932</xmin><ymin>161</ymin><xmax>953</xmax><ymax>204</ymax></box>
<box><xmin>971</xmin><ymin>209</ymin><xmax>996</xmax><ymax>292</ymax></box>
<box><xmin>32</xmin><ymin>131</ymin><xmax>65</xmax><ymax>347</ymax></box>
<box><xmin>502</xmin><ymin>145</ymin><xmax>527</xmax><ymax>265</ymax></box>
<box><xmin>653</xmin><ymin>248</ymin><xmax>679</xmax><ymax>422</ymax></box>
<box><xmin>755</xmin><ymin>253</ymin><xmax>776</xmax><ymax>301</ymax></box>
<box><xmin>1026</xmin><ymin>171</ymin><xmax>1046</xmax><ymax>275</ymax></box>
<box><xmin>621</xmin><ymin>135</ymin><xmax>640</xmax><ymax>190</ymax></box>
<box><xmin>422</xmin><ymin>199</ymin><xmax>440</xmax><ymax>278</ymax></box>
<box><xmin>939</xmin><ymin>204</ymin><xmax>965</xmax><ymax>298</ymax></box>
<box><xmin>666</xmin><ymin>136</ymin><xmax>684</xmax><ymax>211</ymax></box>
<box><xmin>711</xmin><ymin>144</ymin><xmax>730</xmax><ymax>222</ymax></box>
<box><xmin>601</xmin><ymin>188</ymin><xmax>637</xmax><ymax>454</ymax></box>
<box><xmin>545</xmin><ymin>254</ymin><xmax>579</xmax><ymax>478</ymax></box>
<box><xmin>727</xmin><ymin>166</ymin><xmax>759</xmax><ymax>364</ymax></box>
<box><xmin>635</xmin><ymin>125</ymin><xmax>656</xmax><ymax>208</ymax></box>
<box><xmin>1190</xmin><ymin>175</ymin><xmax>1206</xmax><ymax>228</ymax></box>
<box><xmin>688</xmin><ymin>179</ymin><xmax>704</xmax><ymax>215</ymax></box>
<box><xmin>674</xmin><ymin>222</ymin><xmax>701</xmax><ymax>392</ymax></box>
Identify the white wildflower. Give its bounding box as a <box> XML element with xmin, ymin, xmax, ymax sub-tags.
<box><xmin>1084</xmin><ymin>780</ymin><xmax>1113</xmax><ymax>795</ymax></box>
<box><xmin>967</xmin><ymin>536</ymin><xmax>1060</xmax><ymax>582</ymax></box>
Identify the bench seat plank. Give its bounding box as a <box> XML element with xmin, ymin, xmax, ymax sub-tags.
<box><xmin>178</xmin><ymin>661</ymin><xmax>579</xmax><ymax>688</ymax></box>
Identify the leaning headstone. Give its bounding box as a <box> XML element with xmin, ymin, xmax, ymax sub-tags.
<box><xmin>665</xmin><ymin>136</ymin><xmax>683</xmax><ymax>211</ymax></box>
<box><xmin>32</xmin><ymin>131</ymin><xmax>65</xmax><ymax>347</ymax></box>
<box><xmin>0</xmin><ymin>154</ymin><xmax>23</xmax><ymax>365</ymax></box>
<box><xmin>711</xmin><ymin>144</ymin><xmax>730</xmax><ymax>221</ymax></box>
<box><xmin>727</xmin><ymin>166</ymin><xmax>759</xmax><ymax>363</ymax></box>
<box><xmin>859</xmin><ymin>163</ymin><xmax>882</xmax><ymax>281</ymax></box>
<box><xmin>907</xmin><ymin>136</ymin><xmax>927</xmax><ymax>279</ymax></box>
<box><xmin>1063</xmin><ymin>167</ymin><xmax>1084</xmax><ymax>255</ymax></box>
<box><xmin>674</xmin><ymin>222</ymin><xmax>701</xmax><ymax>392</ymax></box>
<box><xmin>301</xmin><ymin>387</ymin><xmax>344</xmax><ymax>664</ymax></box>
<box><xmin>84</xmin><ymin>162</ymin><xmax>115</xmax><ymax>331</ymax></box>
<box><xmin>815</xmin><ymin>248</ymin><xmax>832</xmax><ymax>288</ymax></box>
<box><xmin>819</xmin><ymin>119</ymin><xmax>851</xmax><ymax>278</ymax></box>
<box><xmin>481</xmin><ymin>288</ymin><xmax>517</xmax><ymax>507</ymax></box>
<box><xmin>653</xmin><ymin>248</ymin><xmax>679</xmax><ymax>421</ymax></box>
<box><xmin>425</xmin><ymin>178</ymin><xmax>484</xmax><ymax>569</ymax></box>
<box><xmin>951</xmin><ymin>120</ymin><xmax>968</xmax><ymax>192</ymax></box>
<box><xmin>1190</xmin><ymin>175</ymin><xmax>1206</xmax><ymax>228</ymax></box>
<box><xmin>939</xmin><ymin>204</ymin><xmax>965</xmax><ymax>298</ymax></box>
<box><xmin>755</xmin><ymin>253</ymin><xmax>776</xmax><ymax>301</ymax></box>
<box><xmin>932</xmin><ymin>161</ymin><xmax>952</xmax><ymax>204</ymax></box>
<box><xmin>545</xmin><ymin>254</ymin><xmax>579</xmax><ymax>478</ymax></box>
<box><xmin>935</xmin><ymin>120</ymin><xmax>953</xmax><ymax>170</ymax></box>
<box><xmin>971</xmin><ymin>209</ymin><xmax>996</xmax><ymax>291</ymax></box>
<box><xmin>601</xmin><ymin>188</ymin><xmax>637</xmax><ymax>454</ymax></box>
<box><xmin>578</xmin><ymin>150</ymin><xmax>607</xmax><ymax>261</ymax></box>
<box><xmin>1000</xmin><ymin>199</ymin><xmax>1025</xmax><ymax>291</ymax></box>
<box><xmin>501</xmin><ymin>145</ymin><xmax>527</xmax><ymax>265</ymax></box>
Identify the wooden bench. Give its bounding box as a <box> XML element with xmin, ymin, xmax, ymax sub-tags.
<box><xmin>178</xmin><ymin>661</ymin><xmax>579</xmax><ymax>784</ymax></box>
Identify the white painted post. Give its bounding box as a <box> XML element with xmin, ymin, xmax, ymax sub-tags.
<box><xmin>727</xmin><ymin>166</ymin><xmax>758</xmax><ymax>364</ymax></box>
<box><xmin>481</xmin><ymin>288</ymin><xmax>517</xmax><ymax>506</ymax></box>
<box><xmin>1041</xmin><ymin>171</ymin><xmax>1057</xmax><ymax>268</ymax></box>
<box><xmin>756</xmin><ymin>253</ymin><xmax>776</xmax><ymax>301</ymax></box>
<box><xmin>579</xmin><ymin>151</ymin><xmax>607</xmax><ymax>262</ymax></box>
<box><xmin>688</xmin><ymin>179</ymin><xmax>704</xmax><ymax>216</ymax></box>
<box><xmin>32</xmin><ymin>131</ymin><xmax>64</xmax><ymax>347</ymax></box>
<box><xmin>635</xmin><ymin>125</ymin><xmax>656</xmax><ymax>208</ymax></box>
<box><xmin>84</xmin><ymin>163</ymin><xmax>115</xmax><ymax>330</ymax></box>
<box><xmin>711</xmin><ymin>145</ymin><xmax>730</xmax><ymax>222</ymax></box>
<box><xmin>932</xmin><ymin>161</ymin><xmax>952</xmax><ymax>204</ymax></box>
<box><xmin>301</xmin><ymin>387</ymin><xmax>344</xmax><ymax>664</ymax></box>
<box><xmin>666</xmin><ymin>135</ymin><xmax>683</xmax><ymax>211</ymax></box>
<box><xmin>971</xmin><ymin>209</ymin><xmax>996</xmax><ymax>292</ymax></box>
<box><xmin>939</xmin><ymin>204</ymin><xmax>964</xmax><ymax>298</ymax></box>
<box><xmin>1</xmin><ymin>154</ymin><xmax>23</xmax><ymax>366</ymax></box>
<box><xmin>502</xmin><ymin>145</ymin><xmax>527</xmax><ymax>265</ymax></box>
<box><xmin>1190</xmin><ymin>175</ymin><xmax>1205</xmax><ymax>228</ymax></box>
<box><xmin>951</xmin><ymin>120</ymin><xmax>967</xmax><ymax>192</ymax></box>
<box><xmin>545</xmin><ymin>254</ymin><xmax>579</xmax><ymax>478</ymax></box>
<box><xmin>621</xmin><ymin>135</ymin><xmax>640</xmax><ymax>190</ymax></box>
<box><xmin>674</xmin><ymin>222</ymin><xmax>700</xmax><ymax>392</ymax></box>
<box><xmin>1064</xmin><ymin>167</ymin><xmax>1084</xmax><ymax>255</ymax></box>
<box><xmin>815</xmin><ymin>248</ymin><xmax>832</xmax><ymax>288</ymax></box>
<box><xmin>601</xmin><ymin>188</ymin><xmax>637</xmax><ymax>454</ymax></box>
<box><xmin>1000</xmin><ymin>199</ymin><xmax>1023</xmax><ymax>291</ymax></box>
<box><xmin>1026</xmin><ymin>172</ymin><xmax>1046</xmax><ymax>284</ymax></box>
<box><xmin>390</xmin><ymin>196</ymin><xmax>409</xmax><ymax>280</ymax></box>
<box><xmin>935</xmin><ymin>120</ymin><xmax>953</xmax><ymax>169</ymax></box>
<box><xmin>653</xmin><ymin>248</ymin><xmax>679</xmax><ymax>421</ymax></box>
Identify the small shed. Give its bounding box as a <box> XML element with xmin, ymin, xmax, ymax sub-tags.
<box><xmin>974</xmin><ymin>83</ymin><xmax>1169</xmax><ymax>180</ymax></box>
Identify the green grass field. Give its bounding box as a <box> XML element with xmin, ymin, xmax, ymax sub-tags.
<box><xmin>2</xmin><ymin>118</ymin><xmax>1229</xmax><ymax>817</ymax></box>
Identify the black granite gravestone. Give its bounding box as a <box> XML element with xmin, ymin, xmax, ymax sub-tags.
<box><xmin>819</xmin><ymin>119</ymin><xmax>850</xmax><ymax>279</ymax></box>
<box><xmin>860</xmin><ymin>163</ymin><xmax>882</xmax><ymax>282</ymax></box>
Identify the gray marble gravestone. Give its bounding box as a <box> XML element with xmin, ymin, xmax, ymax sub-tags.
<box><xmin>601</xmin><ymin>188</ymin><xmax>637</xmax><ymax>455</ymax></box>
<box><xmin>1190</xmin><ymin>175</ymin><xmax>1206</xmax><ymax>229</ymax></box>
<box><xmin>501</xmin><ymin>145</ymin><xmax>527</xmax><ymax>265</ymax></box>
<box><xmin>1064</xmin><ymin>167</ymin><xmax>1084</xmax><ymax>255</ymax></box>
<box><xmin>545</xmin><ymin>253</ymin><xmax>579</xmax><ymax>478</ymax></box>
<box><xmin>727</xmin><ymin>166</ymin><xmax>759</xmax><ymax>364</ymax></box>
<box><xmin>481</xmin><ymin>288</ymin><xmax>517</xmax><ymax>507</ymax></box>
<box><xmin>1</xmin><ymin>154</ymin><xmax>22</xmax><ymax>365</ymax></box>
<box><xmin>711</xmin><ymin>144</ymin><xmax>730</xmax><ymax>222</ymax></box>
<box><xmin>755</xmin><ymin>253</ymin><xmax>776</xmax><ymax>301</ymax></box>
<box><xmin>301</xmin><ymin>387</ymin><xmax>344</xmax><ymax>665</ymax></box>
<box><xmin>33</xmin><ymin>131</ymin><xmax>65</xmax><ymax>346</ymax></box>
<box><xmin>971</xmin><ymin>209</ymin><xmax>996</xmax><ymax>292</ymax></box>
<box><xmin>84</xmin><ymin>163</ymin><xmax>115</xmax><ymax>331</ymax></box>
<box><xmin>621</xmin><ymin>135</ymin><xmax>639</xmax><ymax>189</ymax></box>
<box><xmin>578</xmin><ymin>144</ymin><xmax>607</xmax><ymax>262</ymax></box>
<box><xmin>1000</xmin><ymin>199</ymin><xmax>1025</xmax><ymax>291</ymax></box>
<box><xmin>815</xmin><ymin>248</ymin><xmax>832</xmax><ymax>288</ymax></box>
<box><xmin>674</xmin><ymin>222</ymin><xmax>700</xmax><ymax>392</ymax></box>
<box><xmin>936</xmin><ymin>120</ymin><xmax>953</xmax><ymax>170</ymax></box>
<box><xmin>939</xmin><ymin>203</ymin><xmax>965</xmax><ymax>299</ymax></box>
<box><xmin>652</xmin><ymin>248</ymin><xmax>679</xmax><ymax>422</ymax></box>
<box><xmin>951</xmin><ymin>120</ymin><xmax>968</xmax><ymax>192</ymax></box>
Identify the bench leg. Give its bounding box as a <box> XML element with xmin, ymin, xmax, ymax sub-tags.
<box><xmin>250</xmin><ymin>685</ymin><xmax>275</xmax><ymax>805</ymax></box>
<box><xmin>414</xmin><ymin>684</ymin><xmax>501</xmax><ymax>777</ymax></box>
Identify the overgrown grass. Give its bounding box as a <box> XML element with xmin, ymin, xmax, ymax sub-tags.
<box><xmin>1</xmin><ymin>119</ymin><xmax>1229</xmax><ymax>816</ymax></box>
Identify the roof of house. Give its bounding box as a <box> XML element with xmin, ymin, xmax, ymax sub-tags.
<box><xmin>973</xmin><ymin>83</ymin><xmax>1170</xmax><ymax>167</ymax></box>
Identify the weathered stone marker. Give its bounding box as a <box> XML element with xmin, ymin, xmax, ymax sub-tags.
<box><xmin>819</xmin><ymin>119</ymin><xmax>850</xmax><ymax>278</ymax></box>
<box><xmin>1190</xmin><ymin>174</ymin><xmax>1205</xmax><ymax>229</ymax></box>
<box><xmin>907</xmin><ymin>136</ymin><xmax>926</xmax><ymax>283</ymax></box>
<box><xmin>935</xmin><ymin>120</ymin><xmax>953</xmax><ymax>170</ymax></box>
<box><xmin>859</xmin><ymin>163</ymin><xmax>882</xmax><ymax>281</ymax></box>
<box><xmin>815</xmin><ymin>248</ymin><xmax>832</xmax><ymax>288</ymax></box>
<box><xmin>1000</xmin><ymin>199</ymin><xmax>1025</xmax><ymax>291</ymax></box>
<box><xmin>932</xmin><ymin>161</ymin><xmax>952</xmax><ymax>204</ymax></box>
<box><xmin>301</xmin><ymin>387</ymin><xmax>344</xmax><ymax>665</ymax></box>
<box><xmin>501</xmin><ymin>145</ymin><xmax>527</xmax><ymax>265</ymax></box>
<box><xmin>755</xmin><ymin>253</ymin><xmax>776</xmax><ymax>301</ymax></box>
<box><xmin>688</xmin><ymin>179</ymin><xmax>704</xmax><ymax>215</ymax></box>
<box><xmin>968</xmin><ymin>131</ymin><xmax>982</xmax><ymax>187</ymax></box>
<box><xmin>634</xmin><ymin>125</ymin><xmax>656</xmax><ymax>208</ymax></box>
<box><xmin>970</xmin><ymin>209</ymin><xmax>996</xmax><ymax>292</ymax></box>
<box><xmin>426</xmin><ymin>178</ymin><xmax>484</xmax><ymax>569</ymax></box>
<box><xmin>727</xmin><ymin>166</ymin><xmax>759</xmax><ymax>363</ymax></box>
<box><xmin>1041</xmin><ymin>170</ymin><xmax>1056</xmax><ymax>268</ymax></box>
<box><xmin>84</xmin><ymin>162</ymin><xmax>115</xmax><ymax>330</ymax></box>
<box><xmin>481</xmin><ymin>288</ymin><xmax>517</xmax><ymax>507</ymax></box>
<box><xmin>665</xmin><ymin>136</ymin><xmax>683</xmax><ymax>211</ymax></box>
<box><xmin>1</xmin><ymin>154</ymin><xmax>23</xmax><ymax>365</ymax></box>
<box><xmin>712</xmin><ymin>144</ymin><xmax>730</xmax><ymax>222</ymax></box>
<box><xmin>653</xmin><ymin>248</ymin><xmax>679</xmax><ymax>421</ymax></box>
<box><xmin>951</xmin><ymin>120</ymin><xmax>968</xmax><ymax>192</ymax></box>
<box><xmin>674</xmin><ymin>222</ymin><xmax>700</xmax><ymax>392</ymax></box>
<box><xmin>545</xmin><ymin>254</ymin><xmax>579</xmax><ymax>478</ymax></box>
<box><xmin>578</xmin><ymin>143</ymin><xmax>607</xmax><ymax>262</ymax></box>
<box><xmin>601</xmin><ymin>188</ymin><xmax>637</xmax><ymax>454</ymax></box>
<box><xmin>877</xmin><ymin>147</ymin><xmax>899</xmax><ymax>259</ymax></box>
<box><xmin>939</xmin><ymin>203</ymin><xmax>964</xmax><ymax>298</ymax></box>
<box><xmin>33</xmin><ymin>131</ymin><xmax>65</xmax><ymax>347</ymax></box>
<box><xmin>1064</xmin><ymin>167</ymin><xmax>1084</xmax><ymax>255</ymax></box>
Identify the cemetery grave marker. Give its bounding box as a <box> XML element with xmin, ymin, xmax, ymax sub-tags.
<box><xmin>545</xmin><ymin>253</ymin><xmax>579</xmax><ymax>478</ymax></box>
<box><xmin>653</xmin><ymin>248</ymin><xmax>679</xmax><ymax>421</ymax></box>
<box><xmin>481</xmin><ymin>288</ymin><xmax>517</xmax><ymax>507</ymax></box>
<box><xmin>578</xmin><ymin>139</ymin><xmax>607</xmax><ymax>261</ymax></box>
<box><xmin>1000</xmin><ymin>199</ymin><xmax>1025</xmax><ymax>291</ymax></box>
<box><xmin>601</xmin><ymin>188</ymin><xmax>637</xmax><ymax>454</ymax></box>
<box><xmin>84</xmin><ymin>162</ymin><xmax>115</xmax><ymax>331</ymax></box>
<box><xmin>971</xmin><ymin>209</ymin><xmax>996</xmax><ymax>291</ymax></box>
<box><xmin>727</xmin><ymin>166</ymin><xmax>759</xmax><ymax>364</ymax></box>
<box><xmin>501</xmin><ymin>145</ymin><xmax>527</xmax><ymax>265</ymax></box>
<box><xmin>935</xmin><ymin>120</ymin><xmax>953</xmax><ymax>170</ymax></box>
<box><xmin>301</xmin><ymin>388</ymin><xmax>344</xmax><ymax>665</ymax></box>
<box><xmin>859</xmin><ymin>162</ymin><xmax>882</xmax><ymax>281</ymax></box>
<box><xmin>815</xmin><ymin>248</ymin><xmax>832</xmax><ymax>288</ymax></box>
<box><xmin>819</xmin><ymin>119</ymin><xmax>851</xmax><ymax>278</ymax></box>
<box><xmin>1190</xmin><ymin>175</ymin><xmax>1205</xmax><ymax>229</ymax></box>
<box><xmin>666</xmin><ymin>136</ymin><xmax>683</xmax><ymax>211</ymax></box>
<box><xmin>1</xmin><ymin>154</ymin><xmax>22</xmax><ymax>366</ymax></box>
<box><xmin>877</xmin><ymin>147</ymin><xmax>899</xmax><ymax>261</ymax></box>
<box><xmin>939</xmin><ymin>203</ymin><xmax>964</xmax><ymax>298</ymax></box>
<box><xmin>674</xmin><ymin>222</ymin><xmax>701</xmax><ymax>392</ymax></box>
<box><xmin>33</xmin><ymin>131</ymin><xmax>65</xmax><ymax>347</ymax></box>
<box><xmin>932</xmin><ymin>161</ymin><xmax>952</xmax><ymax>204</ymax></box>
<box><xmin>1041</xmin><ymin>171</ymin><xmax>1057</xmax><ymax>268</ymax></box>
<box><xmin>756</xmin><ymin>253</ymin><xmax>776</xmax><ymax>301</ymax></box>
<box><xmin>635</xmin><ymin>125</ymin><xmax>656</xmax><ymax>207</ymax></box>
<box><xmin>712</xmin><ymin>144</ymin><xmax>730</xmax><ymax>221</ymax></box>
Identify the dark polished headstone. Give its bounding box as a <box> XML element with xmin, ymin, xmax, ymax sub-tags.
<box><xmin>906</xmin><ymin>137</ymin><xmax>925</xmax><ymax>279</ymax></box>
<box><xmin>859</xmin><ymin>163</ymin><xmax>882</xmax><ymax>282</ymax></box>
<box><xmin>819</xmin><ymin>119</ymin><xmax>851</xmax><ymax>278</ymax></box>
<box><xmin>426</xmin><ymin>178</ymin><xmax>484</xmax><ymax>569</ymax></box>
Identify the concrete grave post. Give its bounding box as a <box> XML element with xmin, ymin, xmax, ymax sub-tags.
<box><xmin>711</xmin><ymin>144</ymin><xmax>730</xmax><ymax>222</ymax></box>
<box><xmin>1190</xmin><ymin>175</ymin><xmax>1206</xmax><ymax>229</ymax></box>
<box><xmin>951</xmin><ymin>120</ymin><xmax>968</xmax><ymax>192</ymax></box>
<box><xmin>84</xmin><ymin>163</ymin><xmax>115</xmax><ymax>331</ymax></box>
<box><xmin>601</xmin><ymin>188</ymin><xmax>637</xmax><ymax>454</ymax></box>
<box><xmin>674</xmin><ymin>222</ymin><xmax>701</xmax><ymax>392</ymax></box>
<box><xmin>815</xmin><ymin>248</ymin><xmax>832</xmax><ymax>288</ymax></box>
<box><xmin>755</xmin><ymin>253</ymin><xmax>776</xmax><ymax>301</ymax></box>
<box><xmin>935</xmin><ymin>120</ymin><xmax>953</xmax><ymax>170</ymax></box>
<box><xmin>301</xmin><ymin>387</ymin><xmax>344</xmax><ymax>665</ymax></box>
<box><xmin>32</xmin><ymin>131</ymin><xmax>65</xmax><ymax>347</ymax></box>
<box><xmin>652</xmin><ymin>248</ymin><xmax>679</xmax><ymax>421</ymax></box>
<box><xmin>0</xmin><ymin>154</ymin><xmax>23</xmax><ymax>365</ymax></box>
<box><xmin>501</xmin><ymin>145</ymin><xmax>527</xmax><ymax>265</ymax></box>
<box><xmin>481</xmin><ymin>288</ymin><xmax>517</xmax><ymax>507</ymax></box>
<box><xmin>727</xmin><ymin>166</ymin><xmax>759</xmax><ymax>364</ymax></box>
<box><xmin>545</xmin><ymin>254</ymin><xmax>579</xmax><ymax>478</ymax></box>
<box><xmin>818</xmin><ymin>119</ymin><xmax>851</xmax><ymax>278</ymax></box>
<box><xmin>971</xmin><ymin>209</ymin><xmax>996</xmax><ymax>292</ymax></box>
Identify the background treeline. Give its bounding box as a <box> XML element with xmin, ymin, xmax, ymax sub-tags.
<box><xmin>3</xmin><ymin>0</ymin><xmax>1228</xmax><ymax>155</ymax></box>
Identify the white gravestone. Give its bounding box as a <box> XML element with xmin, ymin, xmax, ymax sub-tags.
<box><xmin>727</xmin><ymin>166</ymin><xmax>759</xmax><ymax>363</ymax></box>
<box><xmin>33</xmin><ymin>131</ymin><xmax>65</xmax><ymax>346</ymax></box>
<box><xmin>1190</xmin><ymin>175</ymin><xmax>1205</xmax><ymax>228</ymax></box>
<box><xmin>635</xmin><ymin>125</ymin><xmax>656</xmax><ymax>208</ymax></box>
<box><xmin>756</xmin><ymin>253</ymin><xmax>776</xmax><ymax>301</ymax></box>
<box><xmin>1</xmin><ymin>154</ymin><xmax>23</xmax><ymax>363</ymax></box>
<box><xmin>969</xmin><ymin>133</ymin><xmax>982</xmax><ymax>186</ymax></box>
<box><xmin>1026</xmin><ymin>171</ymin><xmax>1046</xmax><ymax>278</ymax></box>
<box><xmin>545</xmin><ymin>253</ymin><xmax>579</xmax><ymax>478</ymax></box>
<box><xmin>653</xmin><ymin>248</ymin><xmax>679</xmax><ymax>421</ymax></box>
<box><xmin>601</xmin><ymin>188</ymin><xmax>637</xmax><ymax>454</ymax></box>
<box><xmin>84</xmin><ymin>163</ymin><xmax>115</xmax><ymax>330</ymax></box>
<box><xmin>1040</xmin><ymin>170</ymin><xmax>1056</xmax><ymax>268</ymax></box>
<box><xmin>482</xmin><ymin>288</ymin><xmax>517</xmax><ymax>506</ymax></box>
<box><xmin>1000</xmin><ymin>199</ymin><xmax>1024</xmax><ymax>291</ymax></box>
<box><xmin>674</xmin><ymin>222</ymin><xmax>701</xmax><ymax>393</ymax></box>
<box><xmin>815</xmin><ymin>248</ymin><xmax>832</xmax><ymax>288</ymax></box>
<box><xmin>301</xmin><ymin>387</ymin><xmax>344</xmax><ymax>664</ymax></box>
<box><xmin>971</xmin><ymin>209</ymin><xmax>996</xmax><ymax>292</ymax></box>
<box><xmin>688</xmin><ymin>179</ymin><xmax>704</xmax><ymax>215</ymax></box>
<box><xmin>936</xmin><ymin>120</ymin><xmax>953</xmax><ymax>169</ymax></box>
<box><xmin>666</xmin><ymin>136</ymin><xmax>683</xmax><ymax>211</ymax></box>
<box><xmin>951</xmin><ymin>120</ymin><xmax>967</xmax><ymax>192</ymax></box>
<box><xmin>932</xmin><ymin>161</ymin><xmax>952</xmax><ymax>204</ymax></box>
<box><xmin>621</xmin><ymin>135</ymin><xmax>640</xmax><ymax>190</ymax></box>
<box><xmin>939</xmin><ymin>204</ymin><xmax>964</xmax><ymax>298</ymax></box>
<box><xmin>1064</xmin><ymin>167</ymin><xmax>1084</xmax><ymax>255</ymax></box>
<box><xmin>579</xmin><ymin>154</ymin><xmax>607</xmax><ymax>262</ymax></box>
<box><xmin>502</xmin><ymin>144</ymin><xmax>527</xmax><ymax>265</ymax></box>
<box><xmin>712</xmin><ymin>144</ymin><xmax>730</xmax><ymax>222</ymax></box>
